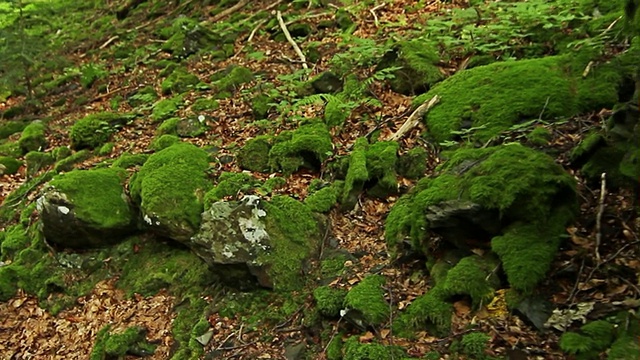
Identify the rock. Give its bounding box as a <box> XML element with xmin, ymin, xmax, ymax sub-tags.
<box><xmin>310</xmin><ymin>71</ymin><xmax>343</xmax><ymax>94</ymax></box>
<box><xmin>129</xmin><ymin>143</ymin><xmax>211</xmax><ymax>242</ymax></box>
<box><xmin>18</xmin><ymin>120</ymin><xmax>47</xmax><ymax>153</ymax></box>
<box><xmin>268</xmin><ymin>122</ymin><xmax>333</xmax><ymax>175</ymax></box>
<box><xmin>38</xmin><ymin>168</ymin><xmax>137</xmax><ymax>248</ymax></box>
<box><xmin>284</xmin><ymin>342</ymin><xmax>307</xmax><ymax>360</ymax></box>
<box><xmin>161</xmin><ymin>68</ymin><xmax>200</xmax><ymax>95</ymax></box>
<box><xmin>190</xmin><ymin>195</ymin><xmax>322</xmax><ymax>290</ymax></box>
<box><xmin>237</xmin><ymin>136</ymin><xmax>272</xmax><ymax>173</ymax></box>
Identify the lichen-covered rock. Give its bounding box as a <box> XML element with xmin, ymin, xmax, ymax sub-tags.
<box><xmin>70</xmin><ymin>112</ymin><xmax>132</xmax><ymax>150</ymax></box>
<box><xmin>237</xmin><ymin>136</ymin><xmax>272</xmax><ymax>173</ymax></box>
<box><xmin>37</xmin><ymin>168</ymin><xmax>137</xmax><ymax>248</ymax></box>
<box><xmin>190</xmin><ymin>195</ymin><xmax>322</xmax><ymax>290</ymax></box>
<box><xmin>129</xmin><ymin>143</ymin><xmax>211</xmax><ymax>242</ymax></box>
<box><xmin>268</xmin><ymin>122</ymin><xmax>333</xmax><ymax>174</ymax></box>
<box><xmin>18</xmin><ymin>120</ymin><xmax>47</xmax><ymax>153</ymax></box>
<box><xmin>386</xmin><ymin>143</ymin><xmax>577</xmax><ymax>292</ymax></box>
<box><xmin>161</xmin><ymin>68</ymin><xmax>200</xmax><ymax>95</ymax></box>
<box><xmin>414</xmin><ymin>54</ymin><xmax>625</xmax><ymax>143</ymax></box>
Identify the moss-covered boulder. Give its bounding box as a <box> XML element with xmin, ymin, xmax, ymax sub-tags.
<box><xmin>190</xmin><ymin>195</ymin><xmax>322</xmax><ymax>290</ymax></box>
<box><xmin>415</xmin><ymin>54</ymin><xmax>626</xmax><ymax>143</ymax></box>
<box><xmin>149</xmin><ymin>134</ymin><xmax>181</xmax><ymax>151</ymax></box>
<box><xmin>343</xmin><ymin>275</ymin><xmax>389</xmax><ymax>327</ymax></box>
<box><xmin>151</xmin><ymin>96</ymin><xmax>182</xmax><ymax>122</ymax></box>
<box><xmin>70</xmin><ymin>112</ymin><xmax>132</xmax><ymax>150</ymax></box>
<box><xmin>129</xmin><ymin>143</ymin><xmax>211</xmax><ymax>242</ymax></box>
<box><xmin>37</xmin><ymin>168</ymin><xmax>137</xmax><ymax>248</ymax></box>
<box><xmin>305</xmin><ymin>181</ymin><xmax>343</xmax><ymax>213</ymax></box>
<box><xmin>18</xmin><ymin>120</ymin><xmax>47</xmax><ymax>153</ymax></box>
<box><xmin>0</xmin><ymin>156</ymin><xmax>23</xmax><ymax>175</ymax></box>
<box><xmin>25</xmin><ymin>151</ymin><xmax>54</xmax><ymax>178</ymax></box>
<box><xmin>237</xmin><ymin>136</ymin><xmax>273</xmax><ymax>173</ymax></box>
<box><xmin>376</xmin><ymin>39</ymin><xmax>444</xmax><ymax>95</ymax></box>
<box><xmin>161</xmin><ymin>68</ymin><xmax>200</xmax><ymax>95</ymax></box>
<box><xmin>203</xmin><ymin>172</ymin><xmax>260</xmax><ymax>207</ymax></box>
<box><xmin>313</xmin><ymin>285</ymin><xmax>347</xmax><ymax>317</ymax></box>
<box><xmin>90</xmin><ymin>325</ymin><xmax>157</xmax><ymax>359</ymax></box>
<box><xmin>268</xmin><ymin>122</ymin><xmax>333</xmax><ymax>174</ymax></box>
<box><xmin>386</xmin><ymin>144</ymin><xmax>577</xmax><ymax>292</ymax></box>
<box><xmin>158</xmin><ymin>117</ymin><xmax>208</xmax><ymax>138</ymax></box>
<box><xmin>1</xmin><ymin>224</ymin><xmax>31</xmax><ymax>261</ymax></box>
<box><xmin>0</xmin><ymin>120</ymin><xmax>26</xmax><ymax>140</ymax></box>
<box><xmin>159</xmin><ymin>17</ymin><xmax>218</xmax><ymax>59</ymax></box>
<box><xmin>210</xmin><ymin>65</ymin><xmax>254</xmax><ymax>96</ymax></box>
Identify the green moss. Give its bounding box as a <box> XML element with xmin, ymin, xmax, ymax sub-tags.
<box><xmin>204</xmin><ymin>172</ymin><xmax>259</xmax><ymax>207</ymax></box>
<box><xmin>0</xmin><ymin>156</ymin><xmax>22</xmax><ymax>174</ymax></box>
<box><xmin>0</xmin><ymin>120</ymin><xmax>26</xmax><ymax>139</ymax></box>
<box><xmin>70</xmin><ymin>112</ymin><xmax>131</xmax><ymax>150</ymax></box>
<box><xmin>609</xmin><ymin>335</ymin><xmax>640</xmax><ymax>359</ymax></box>
<box><xmin>1</xmin><ymin>225</ymin><xmax>30</xmax><ymax>261</ymax></box>
<box><xmin>313</xmin><ymin>286</ymin><xmax>347</xmax><ymax>317</ymax></box>
<box><xmin>191</xmin><ymin>97</ymin><xmax>219</xmax><ymax>112</ymax></box>
<box><xmin>414</xmin><ymin>55</ymin><xmax>623</xmax><ymax>143</ymax></box>
<box><xmin>250</xmin><ymin>93</ymin><xmax>271</xmax><ymax>119</ymax></box>
<box><xmin>443</xmin><ymin>255</ymin><xmax>500</xmax><ymax>307</ymax></box>
<box><xmin>394</xmin><ymin>286</ymin><xmax>452</xmax><ymax>336</ymax></box>
<box><xmin>342</xmin><ymin>137</ymin><xmax>368</xmax><ymax>208</ymax></box>
<box><xmin>49</xmin><ymin>168</ymin><xmax>134</xmax><ymax>230</ymax></box>
<box><xmin>211</xmin><ymin>65</ymin><xmax>254</xmax><ymax>93</ymax></box>
<box><xmin>398</xmin><ymin>147</ymin><xmax>427</xmax><ymax>179</ymax></box>
<box><xmin>461</xmin><ymin>332</ymin><xmax>490</xmax><ymax>358</ymax></box>
<box><xmin>18</xmin><ymin>121</ymin><xmax>47</xmax><ymax>153</ymax></box>
<box><xmin>365</xmin><ymin>141</ymin><xmax>399</xmax><ymax>197</ymax></box>
<box><xmin>149</xmin><ymin>134</ymin><xmax>181</xmax><ymax>151</ymax></box>
<box><xmin>305</xmin><ymin>181</ymin><xmax>342</xmax><ymax>213</ymax></box>
<box><xmin>112</xmin><ymin>152</ymin><xmax>148</xmax><ymax>169</ymax></box>
<box><xmin>344</xmin><ymin>275</ymin><xmax>389</xmax><ymax>325</ymax></box>
<box><xmin>127</xmin><ymin>85</ymin><xmax>158</xmax><ymax>107</ymax></box>
<box><xmin>526</xmin><ymin>126</ymin><xmax>552</xmax><ymax>146</ymax></box>
<box><xmin>324</xmin><ymin>98</ymin><xmax>350</xmax><ymax>127</ymax></box>
<box><xmin>97</xmin><ymin>142</ymin><xmax>114</xmax><ymax>156</ymax></box>
<box><xmin>157</xmin><ymin>117</ymin><xmax>180</xmax><ymax>135</ymax></box>
<box><xmin>91</xmin><ymin>326</ymin><xmax>156</xmax><ymax>359</ymax></box>
<box><xmin>151</xmin><ymin>96</ymin><xmax>183</xmax><ymax>122</ymax></box>
<box><xmin>238</xmin><ymin>135</ymin><xmax>273</xmax><ymax>172</ymax></box>
<box><xmin>52</xmin><ymin>146</ymin><xmax>72</xmax><ymax>161</ymax></box>
<box><xmin>129</xmin><ymin>143</ymin><xmax>211</xmax><ymax>240</ymax></box>
<box><xmin>268</xmin><ymin>122</ymin><xmax>333</xmax><ymax>174</ymax></box>
<box><xmin>381</xmin><ymin>39</ymin><xmax>444</xmax><ymax>95</ymax></box>
<box><xmin>0</xmin><ymin>172</ymin><xmax>54</xmax><ymax>223</ymax></box>
<box><xmin>570</xmin><ymin>132</ymin><xmax>605</xmax><ymax>162</ymax></box>
<box><xmin>0</xmin><ymin>265</ymin><xmax>19</xmax><ymax>301</ymax></box>
<box><xmin>54</xmin><ymin>150</ymin><xmax>93</xmax><ymax>173</ymax></box>
<box><xmin>24</xmin><ymin>151</ymin><xmax>54</xmax><ymax>177</ymax></box>
<box><xmin>170</xmin><ymin>297</ymin><xmax>208</xmax><ymax>360</ymax></box>
<box><xmin>260</xmin><ymin>176</ymin><xmax>287</xmax><ymax>193</ymax></box>
<box><xmin>0</xmin><ymin>141</ymin><xmax>21</xmax><ymax>157</ymax></box>
<box><xmin>560</xmin><ymin>332</ymin><xmax>596</xmax><ymax>356</ymax></box>
<box><xmin>320</xmin><ymin>252</ymin><xmax>348</xmax><ymax>279</ymax></box>
<box><xmin>343</xmin><ymin>337</ymin><xmax>405</xmax><ymax>360</ymax></box>
<box><xmin>326</xmin><ymin>335</ymin><xmax>343</xmax><ymax>360</ymax></box>
<box><xmin>161</xmin><ymin>68</ymin><xmax>199</xmax><ymax>95</ymax></box>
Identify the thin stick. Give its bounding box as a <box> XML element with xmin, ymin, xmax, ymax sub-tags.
<box><xmin>595</xmin><ymin>172</ymin><xmax>606</xmax><ymax>263</ymax></box>
<box><xmin>209</xmin><ymin>0</ymin><xmax>249</xmax><ymax>23</ymax></box>
<box><xmin>99</xmin><ymin>35</ymin><xmax>119</xmax><ymax>49</ymax></box>
<box><xmin>276</xmin><ymin>10</ymin><xmax>308</xmax><ymax>69</ymax></box>
<box><xmin>388</xmin><ymin>95</ymin><xmax>440</xmax><ymax>141</ymax></box>
<box><xmin>369</xmin><ymin>3</ymin><xmax>386</xmax><ymax>28</ymax></box>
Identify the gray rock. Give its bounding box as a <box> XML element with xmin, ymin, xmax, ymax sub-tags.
<box><xmin>176</xmin><ymin>117</ymin><xmax>208</xmax><ymax>137</ymax></box>
<box><xmin>426</xmin><ymin>200</ymin><xmax>502</xmax><ymax>249</ymax></box>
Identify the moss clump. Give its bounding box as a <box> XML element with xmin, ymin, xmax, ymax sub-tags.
<box><xmin>0</xmin><ymin>141</ymin><xmax>22</xmax><ymax>157</ymax></box>
<box><xmin>378</xmin><ymin>39</ymin><xmax>445</xmax><ymax>95</ymax></box>
<box><xmin>1</xmin><ymin>224</ymin><xmax>30</xmax><ymax>261</ymax></box>
<box><xmin>0</xmin><ymin>156</ymin><xmax>22</xmax><ymax>175</ymax></box>
<box><xmin>112</xmin><ymin>152</ymin><xmax>148</xmax><ymax>169</ymax></box>
<box><xmin>0</xmin><ymin>265</ymin><xmax>19</xmax><ymax>301</ymax></box>
<box><xmin>191</xmin><ymin>97</ymin><xmax>219</xmax><ymax>112</ymax></box>
<box><xmin>444</xmin><ymin>255</ymin><xmax>500</xmax><ymax>307</ymax></box>
<box><xmin>54</xmin><ymin>150</ymin><xmax>92</xmax><ymax>173</ymax></box>
<box><xmin>130</xmin><ymin>143</ymin><xmax>211</xmax><ymax>241</ymax></box>
<box><xmin>151</xmin><ymin>96</ymin><xmax>183</xmax><ymax>122</ymax></box>
<box><xmin>343</xmin><ymin>337</ymin><xmax>405</xmax><ymax>360</ymax></box>
<box><xmin>127</xmin><ymin>85</ymin><xmax>158</xmax><ymax>107</ymax></box>
<box><xmin>238</xmin><ymin>136</ymin><xmax>273</xmax><ymax>173</ymax></box>
<box><xmin>394</xmin><ymin>285</ymin><xmax>452</xmax><ymax>336</ymax></box>
<box><xmin>52</xmin><ymin>146</ymin><xmax>72</xmax><ymax>161</ymax></box>
<box><xmin>313</xmin><ymin>285</ymin><xmax>347</xmax><ymax>317</ymax></box>
<box><xmin>96</xmin><ymin>142</ymin><xmax>114</xmax><ymax>156</ymax></box>
<box><xmin>161</xmin><ymin>68</ymin><xmax>199</xmax><ymax>95</ymax></box>
<box><xmin>398</xmin><ymin>147</ymin><xmax>427</xmax><ymax>179</ymax></box>
<box><xmin>70</xmin><ymin>112</ymin><xmax>131</xmax><ymax>150</ymax></box>
<box><xmin>342</xmin><ymin>138</ymin><xmax>368</xmax><ymax>209</ymax></box>
<box><xmin>560</xmin><ymin>320</ymin><xmax>616</xmax><ymax>358</ymax></box>
<box><xmin>91</xmin><ymin>326</ymin><xmax>156</xmax><ymax>359</ymax></box>
<box><xmin>414</xmin><ymin>54</ymin><xmax>623</xmax><ymax>143</ymax></box>
<box><xmin>157</xmin><ymin>117</ymin><xmax>181</xmax><ymax>136</ymax></box>
<box><xmin>526</xmin><ymin>126</ymin><xmax>552</xmax><ymax>146</ymax></box>
<box><xmin>0</xmin><ymin>120</ymin><xmax>26</xmax><ymax>139</ymax></box>
<box><xmin>149</xmin><ymin>134</ymin><xmax>181</xmax><ymax>151</ymax></box>
<box><xmin>211</xmin><ymin>65</ymin><xmax>254</xmax><ymax>93</ymax></box>
<box><xmin>18</xmin><ymin>121</ymin><xmax>47</xmax><ymax>153</ymax></box>
<box><xmin>324</xmin><ymin>98</ymin><xmax>350</xmax><ymax>127</ymax></box>
<box><xmin>204</xmin><ymin>172</ymin><xmax>259</xmax><ymax>207</ymax></box>
<box><xmin>344</xmin><ymin>275</ymin><xmax>389</xmax><ymax>325</ymax></box>
<box><xmin>305</xmin><ymin>181</ymin><xmax>343</xmax><ymax>213</ymax></box>
<box><xmin>268</xmin><ymin>122</ymin><xmax>333</xmax><ymax>174</ymax></box>
<box><xmin>460</xmin><ymin>332</ymin><xmax>491</xmax><ymax>358</ymax></box>
<box><xmin>364</xmin><ymin>141</ymin><xmax>400</xmax><ymax>197</ymax></box>
<box><xmin>48</xmin><ymin>168</ymin><xmax>135</xmax><ymax>230</ymax></box>
<box><xmin>25</xmin><ymin>151</ymin><xmax>54</xmax><ymax>177</ymax></box>
<box><xmin>250</xmin><ymin>93</ymin><xmax>271</xmax><ymax>119</ymax></box>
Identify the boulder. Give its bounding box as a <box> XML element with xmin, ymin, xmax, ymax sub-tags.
<box><xmin>37</xmin><ymin>168</ymin><xmax>137</xmax><ymax>248</ymax></box>
<box><xmin>190</xmin><ymin>195</ymin><xmax>322</xmax><ymax>290</ymax></box>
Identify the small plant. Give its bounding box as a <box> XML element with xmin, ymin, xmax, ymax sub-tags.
<box><xmin>461</xmin><ymin>331</ymin><xmax>491</xmax><ymax>358</ymax></box>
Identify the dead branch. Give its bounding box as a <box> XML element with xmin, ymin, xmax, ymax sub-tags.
<box><xmin>209</xmin><ymin>0</ymin><xmax>249</xmax><ymax>23</ymax></box>
<box><xmin>99</xmin><ymin>35</ymin><xmax>119</xmax><ymax>49</ymax></box>
<box><xmin>276</xmin><ymin>10</ymin><xmax>308</xmax><ymax>69</ymax></box>
<box><xmin>369</xmin><ymin>3</ymin><xmax>386</xmax><ymax>28</ymax></box>
<box><xmin>388</xmin><ymin>95</ymin><xmax>440</xmax><ymax>141</ymax></box>
<box><xmin>595</xmin><ymin>172</ymin><xmax>606</xmax><ymax>263</ymax></box>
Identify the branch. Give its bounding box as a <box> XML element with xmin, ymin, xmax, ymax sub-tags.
<box><xmin>209</xmin><ymin>0</ymin><xmax>249</xmax><ymax>23</ymax></box>
<box><xmin>369</xmin><ymin>3</ymin><xmax>386</xmax><ymax>28</ymax></box>
<box><xmin>388</xmin><ymin>95</ymin><xmax>440</xmax><ymax>141</ymax></box>
<box><xmin>276</xmin><ymin>10</ymin><xmax>308</xmax><ymax>69</ymax></box>
<box><xmin>595</xmin><ymin>172</ymin><xmax>606</xmax><ymax>263</ymax></box>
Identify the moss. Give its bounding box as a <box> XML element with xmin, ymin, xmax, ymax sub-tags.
<box><xmin>268</xmin><ymin>122</ymin><xmax>333</xmax><ymax>174</ymax></box>
<box><xmin>0</xmin><ymin>172</ymin><xmax>54</xmax><ymax>224</ymax></box>
<box><xmin>70</xmin><ymin>112</ymin><xmax>131</xmax><ymax>150</ymax></box>
<box><xmin>260</xmin><ymin>176</ymin><xmax>287</xmax><ymax>193</ymax></box>
<box><xmin>581</xmin><ymin>146</ymin><xmax>629</xmax><ymax>188</ymax></box>
<box><xmin>570</xmin><ymin>131</ymin><xmax>605</xmax><ymax>163</ymax></box>
<box><xmin>149</xmin><ymin>134</ymin><xmax>181</xmax><ymax>151</ymax></box>
<box><xmin>259</xmin><ymin>196</ymin><xmax>321</xmax><ymax>290</ymax></box>
<box><xmin>344</xmin><ymin>275</ymin><xmax>389</xmax><ymax>325</ymax></box>
<box><xmin>91</xmin><ymin>326</ymin><xmax>155</xmax><ymax>359</ymax></box>
<box><xmin>18</xmin><ymin>121</ymin><xmax>47</xmax><ymax>153</ymax></box>
<box><xmin>211</xmin><ymin>65</ymin><xmax>254</xmax><ymax>93</ymax></box>
<box><xmin>1</xmin><ymin>224</ymin><xmax>30</xmax><ymax>261</ymax></box>
<box><xmin>0</xmin><ymin>141</ymin><xmax>21</xmax><ymax>157</ymax></box>
<box><xmin>461</xmin><ymin>332</ymin><xmax>490</xmax><ymax>358</ymax></box>
<box><xmin>151</xmin><ymin>96</ymin><xmax>183</xmax><ymax>122</ymax></box>
<box><xmin>443</xmin><ymin>255</ymin><xmax>500</xmax><ymax>307</ymax></box>
<box><xmin>320</xmin><ymin>252</ymin><xmax>348</xmax><ymax>279</ymax></box>
<box><xmin>52</xmin><ymin>146</ymin><xmax>72</xmax><ymax>161</ymax></box>
<box><xmin>526</xmin><ymin>126</ymin><xmax>552</xmax><ymax>146</ymax></box>
<box><xmin>324</xmin><ymin>99</ymin><xmax>350</xmax><ymax>127</ymax></box>
<box><xmin>609</xmin><ymin>335</ymin><xmax>640</xmax><ymax>359</ymax></box>
<box><xmin>414</xmin><ymin>55</ymin><xmax>623</xmax><ymax>143</ymax></box>
<box><xmin>394</xmin><ymin>285</ymin><xmax>452</xmax><ymax>336</ymax></box>
<box><xmin>170</xmin><ymin>297</ymin><xmax>208</xmax><ymax>360</ymax></box>
<box><xmin>238</xmin><ymin>135</ymin><xmax>273</xmax><ymax>172</ymax></box>
<box><xmin>0</xmin><ymin>265</ymin><xmax>19</xmax><ymax>301</ymax></box>
<box><xmin>341</xmin><ymin>137</ymin><xmax>368</xmax><ymax>209</ymax></box>
<box><xmin>0</xmin><ymin>120</ymin><xmax>26</xmax><ymax>139</ymax></box>
<box><xmin>97</xmin><ymin>142</ymin><xmax>114</xmax><ymax>156</ymax></box>
<box><xmin>326</xmin><ymin>335</ymin><xmax>343</xmax><ymax>360</ymax></box>
<box><xmin>380</xmin><ymin>39</ymin><xmax>444</xmax><ymax>95</ymax></box>
<box><xmin>191</xmin><ymin>98</ymin><xmax>219</xmax><ymax>112</ymax></box>
<box><xmin>398</xmin><ymin>147</ymin><xmax>427</xmax><ymax>179</ymax></box>
<box><xmin>49</xmin><ymin>168</ymin><xmax>134</xmax><ymax>230</ymax></box>
<box><xmin>161</xmin><ymin>68</ymin><xmax>199</xmax><ymax>95</ymax></box>
<box><xmin>343</xmin><ymin>337</ymin><xmax>405</xmax><ymax>360</ymax></box>
<box><xmin>204</xmin><ymin>172</ymin><xmax>259</xmax><ymax>207</ymax></box>
<box><xmin>112</xmin><ymin>152</ymin><xmax>148</xmax><ymax>169</ymax></box>
<box><xmin>24</xmin><ymin>151</ymin><xmax>54</xmax><ymax>177</ymax></box>
<box><xmin>0</xmin><ymin>156</ymin><xmax>22</xmax><ymax>174</ymax></box>
<box><xmin>560</xmin><ymin>332</ymin><xmax>596</xmax><ymax>356</ymax></box>
<box><xmin>305</xmin><ymin>182</ymin><xmax>341</xmax><ymax>213</ymax></box>
<box><xmin>313</xmin><ymin>285</ymin><xmax>347</xmax><ymax>317</ymax></box>
<box><xmin>157</xmin><ymin>117</ymin><xmax>181</xmax><ymax>135</ymax></box>
<box><xmin>365</xmin><ymin>141</ymin><xmax>399</xmax><ymax>197</ymax></box>
<box><xmin>129</xmin><ymin>143</ymin><xmax>211</xmax><ymax>240</ymax></box>
<box><xmin>54</xmin><ymin>150</ymin><xmax>93</xmax><ymax>173</ymax></box>
<box><xmin>127</xmin><ymin>85</ymin><xmax>158</xmax><ymax>107</ymax></box>
<box><xmin>250</xmin><ymin>93</ymin><xmax>271</xmax><ymax>119</ymax></box>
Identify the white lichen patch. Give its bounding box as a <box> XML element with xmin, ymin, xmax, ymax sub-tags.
<box><xmin>58</xmin><ymin>206</ymin><xmax>70</xmax><ymax>215</ymax></box>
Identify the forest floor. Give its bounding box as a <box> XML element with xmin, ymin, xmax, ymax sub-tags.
<box><xmin>0</xmin><ymin>0</ymin><xmax>639</xmax><ymax>359</ymax></box>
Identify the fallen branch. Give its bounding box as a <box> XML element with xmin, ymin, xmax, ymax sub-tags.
<box><xmin>276</xmin><ymin>10</ymin><xmax>308</xmax><ymax>70</ymax></box>
<box><xmin>387</xmin><ymin>95</ymin><xmax>440</xmax><ymax>141</ymax></box>
<box><xmin>209</xmin><ymin>0</ymin><xmax>249</xmax><ymax>23</ymax></box>
<box><xmin>99</xmin><ymin>35</ymin><xmax>119</xmax><ymax>49</ymax></box>
<box><xmin>369</xmin><ymin>3</ymin><xmax>386</xmax><ymax>28</ymax></box>
<box><xmin>595</xmin><ymin>172</ymin><xmax>606</xmax><ymax>263</ymax></box>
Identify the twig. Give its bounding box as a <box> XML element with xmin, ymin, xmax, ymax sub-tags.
<box><xmin>387</xmin><ymin>95</ymin><xmax>440</xmax><ymax>141</ymax></box>
<box><xmin>91</xmin><ymin>86</ymin><xmax>132</xmax><ymax>102</ymax></box>
<box><xmin>247</xmin><ymin>19</ymin><xmax>267</xmax><ymax>42</ymax></box>
<box><xmin>323</xmin><ymin>317</ymin><xmax>343</xmax><ymax>354</ymax></box>
<box><xmin>582</xmin><ymin>61</ymin><xmax>594</xmax><ymax>78</ymax></box>
<box><xmin>98</xmin><ymin>35</ymin><xmax>119</xmax><ymax>49</ymax></box>
<box><xmin>595</xmin><ymin>172</ymin><xmax>606</xmax><ymax>263</ymax></box>
<box><xmin>369</xmin><ymin>3</ymin><xmax>386</xmax><ymax>28</ymax></box>
<box><xmin>238</xmin><ymin>0</ymin><xmax>283</xmax><ymax>26</ymax></box>
<box><xmin>276</xmin><ymin>10</ymin><xmax>308</xmax><ymax>70</ymax></box>
<box><xmin>538</xmin><ymin>96</ymin><xmax>550</xmax><ymax>120</ymax></box>
<box><xmin>566</xmin><ymin>256</ymin><xmax>586</xmax><ymax>305</ymax></box>
<box><xmin>209</xmin><ymin>0</ymin><xmax>249</xmax><ymax>23</ymax></box>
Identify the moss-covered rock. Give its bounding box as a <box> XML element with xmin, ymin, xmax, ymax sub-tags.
<box><xmin>342</xmin><ymin>137</ymin><xmax>368</xmax><ymax>209</ymax></box>
<box><xmin>90</xmin><ymin>326</ymin><xmax>156</xmax><ymax>359</ymax></box>
<box><xmin>112</xmin><ymin>152</ymin><xmax>148</xmax><ymax>169</ymax></box>
<box><xmin>160</xmin><ymin>17</ymin><xmax>219</xmax><ymax>59</ymax></box>
<box><xmin>25</xmin><ymin>151</ymin><xmax>54</xmax><ymax>177</ymax></box>
<box><xmin>342</xmin><ymin>336</ymin><xmax>406</xmax><ymax>360</ymax></box>
<box><xmin>444</xmin><ymin>254</ymin><xmax>501</xmax><ymax>307</ymax></box>
<box><xmin>313</xmin><ymin>285</ymin><xmax>347</xmax><ymax>317</ymax></box>
<box><xmin>268</xmin><ymin>122</ymin><xmax>333</xmax><ymax>174</ymax></box>
<box><xmin>70</xmin><ymin>112</ymin><xmax>132</xmax><ymax>150</ymax></box>
<box><xmin>210</xmin><ymin>65</ymin><xmax>254</xmax><ymax>95</ymax></box>
<box><xmin>191</xmin><ymin>97</ymin><xmax>219</xmax><ymax>112</ymax></box>
<box><xmin>0</xmin><ymin>156</ymin><xmax>22</xmax><ymax>175</ymax></box>
<box><xmin>397</xmin><ymin>147</ymin><xmax>427</xmax><ymax>179</ymax></box>
<box><xmin>161</xmin><ymin>68</ymin><xmax>200</xmax><ymax>95</ymax></box>
<box><xmin>130</xmin><ymin>143</ymin><xmax>211</xmax><ymax>241</ymax></box>
<box><xmin>54</xmin><ymin>150</ymin><xmax>93</xmax><ymax>173</ymax></box>
<box><xmin>52</xmin><ymin>146</ymin><xmax>72</xmax><ymax>161</ymax></box>
<box><xmin>157</xmin><ymin>117</ymin><xmax>208</xmax><ymax>138</ymax></box>
<box><xmin>0</xmin><ymin>120</ymin><xmax>26</xmax><ymax>139</ymax></box>
<box><xmin>377</xmin><ymin>39</ymin><xmax>445</xmax><ymax>95</ymax></box>
<box><xmin>238</xmin><ymin>136</ymin><xmax>273</xmax><ymax>173</ymax></box>
<box><xmin>204</xmin><ymin>172</ymin><xmax>260</xmax><ymax>207</ymax></box>
<box><xmin>149</xmin><ymin>134</ymin><xmax>181</xmax><ymax>151</ymax></box>
<box><xmin>305</xmin><ymin>181</ymin><xmax>343</xmax><ymax>213</ymax></box>
<box><xmin>1</xmin><ymin>224</ymin><xmax>30</xmax><ymax>261</ymax></box>
<box><xmin>0</xmin><ymin>141</ymin><xmax>22</xmax><ymax>157</ymax></box>
<box><xmin>415</xmin><ymin>54</ymin><xmax>625</xmax><ymax>143</ymax></box>
<box><xmin>151</xmin><ymin>96</ymin><xmax>182</xmax><ymax>122</ymax></box>
<box><xmin>38</xmin><ymin>168</ymin><xmax>137</xmax><ymax>248</ymax></box>
<box><xmin>18</xmin><ymin>120</ymin><xmax>47</xmax><ymax>153</ymax></box>
<box><xmin>344</xmin><ymin>275</ymin><xmax>389</xmax><ymax>326</ymax></box>
<box><xmin>394</xmin><ymin>285</ymin><xmax>452</xmax><ymax>336</ymax></box>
